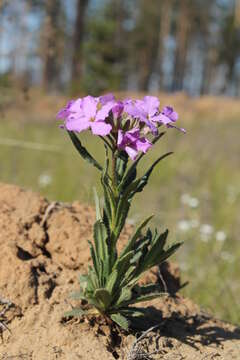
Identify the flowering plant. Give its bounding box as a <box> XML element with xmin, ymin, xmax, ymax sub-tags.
<box><xmin>58</xmin><ymin>94</ymin><xmax>185</xmax><ymax>330</ymax></box>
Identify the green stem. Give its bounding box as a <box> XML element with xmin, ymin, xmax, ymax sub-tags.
<box><xmin>111</xmin><ymin>150</ymin><xmax>117</xmax><ymax>196</ymax></box>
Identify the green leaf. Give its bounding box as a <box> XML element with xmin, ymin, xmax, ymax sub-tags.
<box><xmin>70</xmin><ymin>291</ymin><xmax>86</xmax><ymax>300</ymax></box>
<box><xmin>113</xmin><ymin>250</ymin><xmax>134</xmax><ymax>283</ymax></box>
<box><xmin>64</xmin><ymin>308</ymin><xmax>85</xmax><ymax>318</ymax></box>
<box><xmin>94</xmin><ymin>288</ymin><xmax>112</xmax><ymax>310</ymax></box>
<box><xmin>120</xmin><ymin>215</ymin><xmax>154</xmax><ymax>258</ymax></box>
<box><xmin>106</xmin><ymin>269</ymin><xmax>118</xmax><ymax>294</ymax></box>
<box><xmin>94</xmin><ymin>221</ymin><xmax>108</xmax><ymax>260</ymax></box>
<box><xmin>68</xmin><ymin>131</ymin><xmax>102</xmax><ymax>171</ymax></box>
<box><xmin>78</xmin><ymin>274</ymin><xmax>88</xmax><ymax>284</ymax></box>
<box><xmin>124</xmin><ymin>292</ymin><xmax>164</xmax><ymax>306</ymax></box>
<box><xmin>88</xmin><ymin>240</ymin><xmax>99</xmax><ymax>278</ymax></box>
<box><xmin>110</xmin><ymin>313</ymin><xmax>129</xmax><ymax>330</ymax></box>
<box><xmin>93</xmin><ymin>188</ymin><xmax>101</xmax><ymax>221</ymax></box>
<box><xmin>115</xmin><ymin>287</ymin><xmax>132</xmax><ymax>307</ymax></box>
<box><xmin>94</xmin><ymin>221</ymin><xmax>109</xmax><ymax>281</ymax></box>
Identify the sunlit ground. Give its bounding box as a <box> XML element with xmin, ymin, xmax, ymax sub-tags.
<box><xmin>0</xmin><ymin>90</ymin><xmax>240</xmax><ymax>324</ymax></box>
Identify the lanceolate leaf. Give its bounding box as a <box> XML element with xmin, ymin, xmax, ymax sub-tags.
<box><xmin>94</xmin><ymin>288</ymin><xmax>112</xmax><ymax>310</ymax></box>
<box><xmin>110</xmin><ymin>313</ymin><xmax>129</xmax><ymax>330</ymax></box>
<box><xmin>64</xmin><ymin>308</ymin><xmax>85</xmax><ymax>318</ymax></box>
<box><xmin>115</xmin><ymin>287</ymin><xmax>132</xmax><ymax>307</ymax></box>
<box><xmin>93</xmin><ymin>221</ymin><xmax>109</xmax><ymax>281</ymax></box>
<box><xmin>121</xmin><ymin>292</ymin><xmax>164</xmax><ymax>306</ymax></box>
<box><xmin>68</xmin><ymin>131</ymin><xmax>102</xmax><ymax>171</ymax></box>
<box><xmin>93</xmin><ymin>188</ymin><xmax>102</xmax><ymax>221</ymax></box>
<box><xmin>106</xmin><ymin>269</ymin><xmax>118</xmax><ymax>294</ymax></box>
<box><xmin>120</xmin><ymin>215</ymin><xmax>154</xmax><ymax>258</ymax></box>
<box><xmin>88</xmin><ymin>240</ymin><xmax>99</xmax><ymax>279</ymax></box>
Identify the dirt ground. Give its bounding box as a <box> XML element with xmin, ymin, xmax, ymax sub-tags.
<box><xmin>0</xmin><ymin>183</ymin><xmax>239</xmax><ymax>359</ymax></box>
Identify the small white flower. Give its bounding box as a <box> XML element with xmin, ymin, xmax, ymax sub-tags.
<box><xmin>38</xmin><ymin>173</ymin><xmax>52</xmax><ymax>187</ymax></box>
<box><xmin>200</xmin><ymin>224</ymin><xmax>214</xmax><ymax>242</ymax></box>
<box><xmin>200</xmin><ymin>224</ymin><xmax>214</xmax><ymax>236</ymax></box>
<box><xmin>188</xmin><ymin>197</ymin><xmax>199</xmax><ymax>208</ymax></box>
<box><xmin>178</xmin><ymin>220</ymin><xmax>192</xmax><ymax>232</ymax></box>
<box><xmin>216</xmin><ymin>231</ymin><xmax>227</xmax><ymax>243</ymax></box>
<box><xmin>181</xmin><ymin>193</ymin><xmax>191</xmax><ymax>205</ymax></box>
<box><xmin>181</xmin><ymin>193</ymin><xmax>199</xmax><ymax>208</ymax></box>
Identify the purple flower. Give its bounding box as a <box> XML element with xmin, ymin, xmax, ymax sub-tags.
<box><xmin>125</xmin><ymin>96</ymin><xmax>160</xmax><ymax>135</ymax></box>
<box><xmin>112</xmin><ymin>101</ymin><xmax>124</xmax><ymax>118</ymax></box>
<box><xmin>66</xmin><ymin>95</ymin><xmax>114</xmax><ymax>136</ymax></box>
<box><xmin>158</xmin><ymin>106</ymin><xmax>178</xmax><ymax>125</ymax></box>
<box><xmin>157</xmin><ymin>106</ymin><xmax>186</xmax><ymax>133</ymax></box>
<box><xmin>57</xmin><ymin>100</ymin><xmax>75</xmax><ymax>119</ymax></box>
<box><xmin>99</xmin><ymin>93</ymin><xmax>115</xmax><ymax>105</ymax></box>
<box><xmin>117</xmin><ymin>128</ymin><xmax>152</xmax><ymax>160</ymax></box>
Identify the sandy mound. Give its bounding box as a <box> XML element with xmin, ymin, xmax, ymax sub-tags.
<box><xmin>0</xmin><ymin>183</ymin><xmax>239</xmax><ymax>359</ymax></box>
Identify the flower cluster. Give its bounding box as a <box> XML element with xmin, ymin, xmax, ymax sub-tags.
<box><xmin>58</xmin><ymin>94</ymin><xmax>185</xmax><ymax>160</ymax></box>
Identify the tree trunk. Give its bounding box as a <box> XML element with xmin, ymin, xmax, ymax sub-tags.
<box><xmin>156</xmin><ymin>0</ymin><xmax>172</xmax><ymax>90</ymax></box>
<box><xmin>172</xmin><ymin>0</ymin><xmax>190</xmax><ymax>91</ymax></box>
<box><xmin>42</xmin><ymin>0</ymin><xmax>62</xmax><ymax>92</ymax></box>
<box><xmin>200</xmin><ymin>44</ymin><xmax>217</xmax><ymax>95</ymax></box>
<box><xmin>138</xmin><ymin>0</ymin><xmax>159</xmax><ymax>91</ymax></box>
<box><xmin>71</xmin><ymin>0</ymin><xmax>89</xmax><ymax>81</ymax></box>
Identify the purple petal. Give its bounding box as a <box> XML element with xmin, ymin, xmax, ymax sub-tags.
<box><xmin>99</xmin><ymin>93</ymin><xmax>115</xmax><ymax>105</ymax></box>
<box><xmin>69</xmin><ymin>98</ymin><xmax>82</xmax><ymax>113</ymax></box>
<box><xmin>156</xmin><ymin>114</ymin><xmax>172</xmax><ymax>125</ymax></box>
<box><xmin>112</xmin><ymin>101</ymin><xmax>124</xmax><ymax>118</ymax></box>
<box><xmin>135</xmin><ymin>138</ymin><xmax>152</xmax><ymax>153</ymax></box>
<box><xmin>82</xmin><ymin>95</ymin><xmax>98</xmax><ymax>119</ymax></box>
<box><xmin>125</xmin><ymin>103</ymin><xmax>143</xmax><ymax>118</ymax></box>
<box><xmin>96</xmin><ymin>101</ymin><xmax>114</xmax><ymax>121</ymax></box>
<box><xmin>90</xmin><ymin>121</ymin><xmax>112</xmax><ymax>136</ymax></box>
<box><xmin>66</xmin><ymin>118</ymin><xmax>90</xmax><ymax>132</ymax></box>
<box><xmin>141</xmin><ymin>118</ymin><xmax>158</xmax><ymax>135</ymax></box>
<box><xmin>125</xmin><ymin>146</ymin><xmax>138</xmax><ymax>160</ymax></box>
<box><xmin>57</xmin><ymin>100</ymin><xmax>74</xmax><ymax>119</ymax></box>
<box><xmin>162</xmin><ymin>106</ymin><xmax>178</xmax><ymax>122</ymax></box>
<box><xmin>117</xmin><ymin>130</ymin><xmax>125</xmax><ymax>147</ymax></box>
<box><xmin>143</xmin><ymin>96</ymin><xmax>160</xmax><ymax>116</ymax></box>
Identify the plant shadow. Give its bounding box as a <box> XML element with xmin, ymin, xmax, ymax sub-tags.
<box><xmin>129</xmin><ymin>305</ymin><xmax>240</xmax><ymax>351</ymax></box>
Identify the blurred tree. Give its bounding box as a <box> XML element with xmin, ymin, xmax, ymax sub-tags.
<box><xmin>172</xmin><ymin>0</ymin><xmax>191</xmax><ymax>91</ymax></box>
<box><xmin>134</xmin><ymin>0</ymin><xmax>160</xmax><ymax>91</ymax></box>
<box><xmin>219</xmin><ymin>0</ymin><xmax>240</xmax><ymax>95</ymax></box>
<box><xmin>156</xmin><ymin>0</ymin><xmax>173</xmax><ymax>90</ymax></box>
<box><xmin>81</xmin><ymin>0</ymin><xmax>129</xmax><ymax>94</ymax></box>
<box><xmin>42</xmin><ymin>0</ymin><xmax>65</xmax><ymax>92</ymax></box>
<box><xmin>71</xmin><ymin>0</ymin><xmax>89</xmax><ymax>85</ymax></box>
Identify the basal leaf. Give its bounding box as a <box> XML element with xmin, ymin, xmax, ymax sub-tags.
<box><xmin>110</xmin><ymin>313</ymin><xmax>129</xmax><ymax>330</ymax></box>
<box><xmin>64</xmin><ymin>307</ymin><xmax>85</xmax><ymax>318</ymax></box>
<box><xmin>94</xmin><ymin>288</ymin><xmax>112</xmax><ymax>310</ymax></box>
<box><xmin>106</xmin><ymin>269</ymin><xmax>118</xmax><ymax>294</ymax></box>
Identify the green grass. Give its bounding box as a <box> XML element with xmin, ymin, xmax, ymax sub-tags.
<box><xmin>0</xmin><ymin>114</ymin><xmax>240</xmax><ymax>325</ymax></box>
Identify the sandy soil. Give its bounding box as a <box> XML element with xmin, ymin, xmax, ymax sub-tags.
<box><xmin>0</xmin><ymin>183</ymin><xmax>239</xmax><ymax>359</ymax></box>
